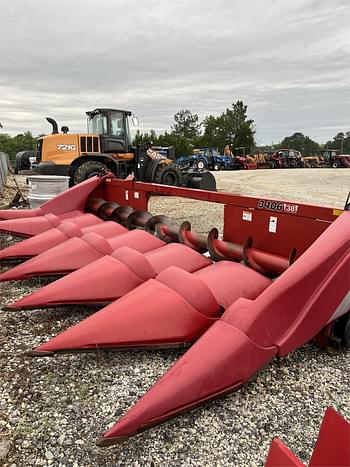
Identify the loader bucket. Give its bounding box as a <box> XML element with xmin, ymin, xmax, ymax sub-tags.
<box><xmin>0</xmin><ymin>229</ymin><xmax>164</xmax><ymax>282</ymax></box>
<box><xmin>0</xmin><ymin>220</ymin><xmax>125</xmax><ymax>261</ymax></box>
<box><xmin>30</xmin><ymin>262</ymin><xmax>271</xmax><ymax>354</ymax></box>
<box><xmin>9</xmin><ymin>243</ymin><xmax>211</xmax><ymax>310</ymax></box>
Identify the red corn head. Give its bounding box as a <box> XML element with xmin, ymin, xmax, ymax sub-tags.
<box><xmin>30</xmin><ymin>262</ymin><xmax>271</xmax><ymax>354</ymax></box>
<box><xmin>9</xmin><ymin>243</ymin><xmax>211</xmax><ymax>309</ymax></box>
<box><xmin>0</xmin><ymin>211</ymin><xmax>101</xmax><ymax>237</ymax></box>
<box><xmin>0</xmin><ymin>220</ymin><xmax>126</xmax><ymax>261</ymax></box>
<box><xmin>96</xmin><ymin>314</ymin><xmax>277</xmax><ymax>445</ymax></box>
<box><xmin>265</xmin><ymin>408</ymin><xmax>350</xmax><ymax>467</ymax></box>
<box><xmin>96</xmin><ymin>211</ymin><xmax>350</xmax><ymax>445</ymax></box>
<box><xmin>0</xmin><ymin>173</ymin><xmax>107</xmax><ymax>220</ymax></box>
<box><xmin>0</xmin><ymin>229</ymin><xmax>164</xmax><ymax>282</ymax></box>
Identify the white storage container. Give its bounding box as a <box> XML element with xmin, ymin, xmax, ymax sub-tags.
<box><xmin>27</xmin><ymin>175</ymin><xmax>70</xmax><ymax>208</ymax></box>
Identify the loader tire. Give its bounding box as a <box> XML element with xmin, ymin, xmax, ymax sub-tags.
<box><xmin>154</xmin><ymin>163</ymin><xmax>182</xmax><ymax>187</ymax></box>
<box><xmin>73</xmin><ymin>161</ymin><xmax>109</xmax><ymax>185</ymax></box>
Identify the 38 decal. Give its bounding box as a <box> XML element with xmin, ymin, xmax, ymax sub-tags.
<box><xmin>257</xmin><ymin>199</ymin><xmax>299</xmax><ymax>214</ymax></box>
<box><xmin>57</xmin><ymin>144</ymin><xmax>76</xmax><ymax>151</ymax></box>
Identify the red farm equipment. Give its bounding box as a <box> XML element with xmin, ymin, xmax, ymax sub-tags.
<box><xmin>265</xmin><ymin>407</ymin><xmax>350</xmax><ymax>467</ymax></box>
<box><xmin>303</xmin><ymin>149</ymin><xmax>350</xmax><ymax>169</ymax></box>
<box><xmin>269</xmin><ymin>149</ymin><xmax>304</xmax><ymax>168</ymax></box>
<box><xmin>0</xmin><ymin>174</ymin><xmax>349</xmax><ymax>455</ymax></box>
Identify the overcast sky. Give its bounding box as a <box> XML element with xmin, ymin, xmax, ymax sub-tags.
<box><xmin>0</xmin><ymin>0</ymin><xmax>349</xmax><ymax>144</ymax></box>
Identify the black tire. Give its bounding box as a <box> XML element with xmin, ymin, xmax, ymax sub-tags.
<box><xmin>195</xmin><ymin>159</ymin><xmax>207</xmax><ymax>170</ymax></box>
<box><xmin>344</xmin><ymin>315</ymin><xmax>350</xmax><ymax>348</ymax></box>
<box><xmin>213</xmin><ymin>163</ymin><xmax>221</xmax><ymax>171</ymax></box>
<box><xmin>332</xmin><ymin>160</ymin><xmax>340</xmax><ymax>168</ymax></box>
<box><xmin>270</xmin><ymin>160</ymin><xmax>277</xmax><ymax>169</ymax></box>
<box><xmin>154</xmin><ymin>163</ymin><xmax>182</xmax><ymax>186</ymax></box>
<box><xmin>73</xmin><ymin>160</ymin><xmax>109</xmax><ymax>185</ymax></box>
<box><xmin>288</xmin><ymin>161</ymin><xmax>297</xmax><ymax>168</ymax></box>
<box><xmin>332</xmin><ymin>312</ymin><xmax>350</xmax><ymax>348</ymax></box>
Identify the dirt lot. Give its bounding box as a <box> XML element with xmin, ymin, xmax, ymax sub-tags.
<box><xmin>149</xmin><ymin>168</ymin><xmax>349</xmax><ymax>236</ymax></box>
<box><xmin>0</xmin><ymin>169</ymin><xmax>349</xmax><ymax>466</ymax></box>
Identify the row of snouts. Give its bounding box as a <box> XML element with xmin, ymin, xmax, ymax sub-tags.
<box><xmin>86</xmin><ymin>197</ymin><xmax>295</xmax><ymax>276</ymax></box>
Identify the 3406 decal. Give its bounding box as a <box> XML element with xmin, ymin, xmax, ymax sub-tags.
<box><xmin>257</xmin><ymin>199</ymin><xmax>299</xmax><ymax>213</ymax></box>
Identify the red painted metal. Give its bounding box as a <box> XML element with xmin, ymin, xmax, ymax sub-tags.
<box><xmin>30</xmin><ymin>262</ymin><xmax>271</xmax><ymax>354</ymax></box>
<box><xmin>95</xmin><ymin>211</ymin><xmax>349</xmax><ymax>446</ymax></box>
<box><xmin>0</xmin><ymin>211</ymin><xmax>101</xmax><ymax>237</ymax></box>
<box><xmin>0</xmin><ymin>174</ymin><xmax>106</xmax><ymax>220</ymax></box>
<box><xmin>207</xmin><ymin>228</ymin><xmax>295</xmax><ymax>276</ymax></box>
<box><xmin>265</xmin><ymin>439</ymin><xmax>305</xmax><ymax>466</ymax></box>
<box><xmin>0</xmin><ymin>220</ymin><xmax>126</xmax><ymax>261</ymax></box>
<box><xmin>265</xmin><ymin>407</ymin><xmax>350</xmax><ymax>467</ymax></box>
<box><xmin>309</xmin><ymin>407</ymin><xmax>350</xmax><ymax>466</ymax></box>
<box><xmin>0</xmin><ymin>229</ymin><xmax>164</xmax><ymax>281</ymax></box>
<box><xmin>95</xmin><ymin>178</ymin><xmax>339</xmax><ymax>260</ymax></box>
<box><xmin>97</xmin><ymin>322</ymin><xmax>277</xmax><ymax>446</ymax></box>
<box><xmin>1</xmin><ymin>176</ymin><xmax>349</xmax><ymax>452</ymax></box>
<box><xmin>9</xmin><ymin>244</ymin><xmax>212</xmax><ymax>310</ymax></box>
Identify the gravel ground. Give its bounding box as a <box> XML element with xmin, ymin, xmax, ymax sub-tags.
<box><xmin>0</xmin><ymin>170</ymin><xmax>349</xmax><ymax>467</ymax></box>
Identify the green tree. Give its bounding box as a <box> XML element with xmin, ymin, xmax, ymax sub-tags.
<box><xmin>171</xmin><ymin>110</ymin><xmax>201</xmax><ymax>140</ymax></box>
<box><xmin>278</xmin><ymin>132</ymin><xmax>320</xmax><ymax>155</ymax></box>
<box><xmin>0</xmin><ymin>131</ymin><xmax>37</xmax><ymax>161</ymax></box>
<box><xmin>325</xmin><ymin>131</ymin><xmax>350</xmax><ymax>153</ymax></box>
<box><xmin>199</xmin><ymin>100</ymin><xmax>255</xmax><ymax>152</ymax></box>
<box><xmin>132</xmin><ymin>130</ymin><xmax>193</xmax><ymax>157</ymax></box>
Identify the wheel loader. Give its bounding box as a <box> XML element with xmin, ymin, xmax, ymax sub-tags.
<box><xmin>35</xmin><ymin>108</ymin><xmax>216</xmax><ymax>190</ymax></box>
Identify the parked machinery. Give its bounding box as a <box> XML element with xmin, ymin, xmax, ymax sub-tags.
<box><xmin>176</xmin><ymin>147</ymin><xmax>237</xmax><ymax>171</ymax></box>
<box><xmin>269</xmin><ymin>149</ymin><xmax>304</xmax><ymax>168</ymax></box>
<box><xmin>14</xmin><ymin>150</ymin><xmax>36</xmax><ymax>173</ymax></box>
<box><xmin>246</xmin><ymin>153</ymin><xmax>273</xmax><ymax>169</ymax></box>
<box><xmin>232</xmin><ymin>146</ymin><xmax>257</xmax><ymax>169</ymax></box>
<box><xmin>303</xmin><ymin>149</ymin><xmax>350</xmax><ymax>168</ymax></box>
<box><xmin>35</xmin><ymin>108</ymin><xmax>216</xmax><ymax>190</ymax></box>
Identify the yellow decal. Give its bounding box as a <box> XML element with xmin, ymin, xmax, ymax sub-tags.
<box><xmin>332</xmin><ymin>209</ymin><xmax>343</xmax><ymax>216</ymax></box>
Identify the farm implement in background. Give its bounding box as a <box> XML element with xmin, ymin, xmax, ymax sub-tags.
<box><xmin>0</xmin><ymin>174</ymin><xmax>349</xmax><ymax>453</ymax></box>
<box><xmin>303</xmin><ymin>149</ymin><xmax>350</xmax><ymax>169</ymax></box>
<box><xmin>176</xmin><ymin>147</ymin><xmax>238</xmax><ymax>171</ymax></box>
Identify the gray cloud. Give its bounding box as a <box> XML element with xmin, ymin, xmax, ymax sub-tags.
<box><xmin>0</xmin><ymin>0</ymin><xmax>349</xmax><ymax>143</ymax></box>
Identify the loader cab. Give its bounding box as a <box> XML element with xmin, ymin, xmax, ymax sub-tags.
<box><xmin>86</xmin><ymin>108</ymin><xmax>133</xmax><ymax>154</ymax></box>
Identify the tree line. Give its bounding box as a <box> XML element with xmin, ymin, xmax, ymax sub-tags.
<box><xmin>0</xmin><ymin>131</ymin><xmax>37</xmax><ymax>161</ymax></box>
<box><xmin>1</xmin><ymin>101</ymin><xmax>349</xmax><ymax>160</ymax></box>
